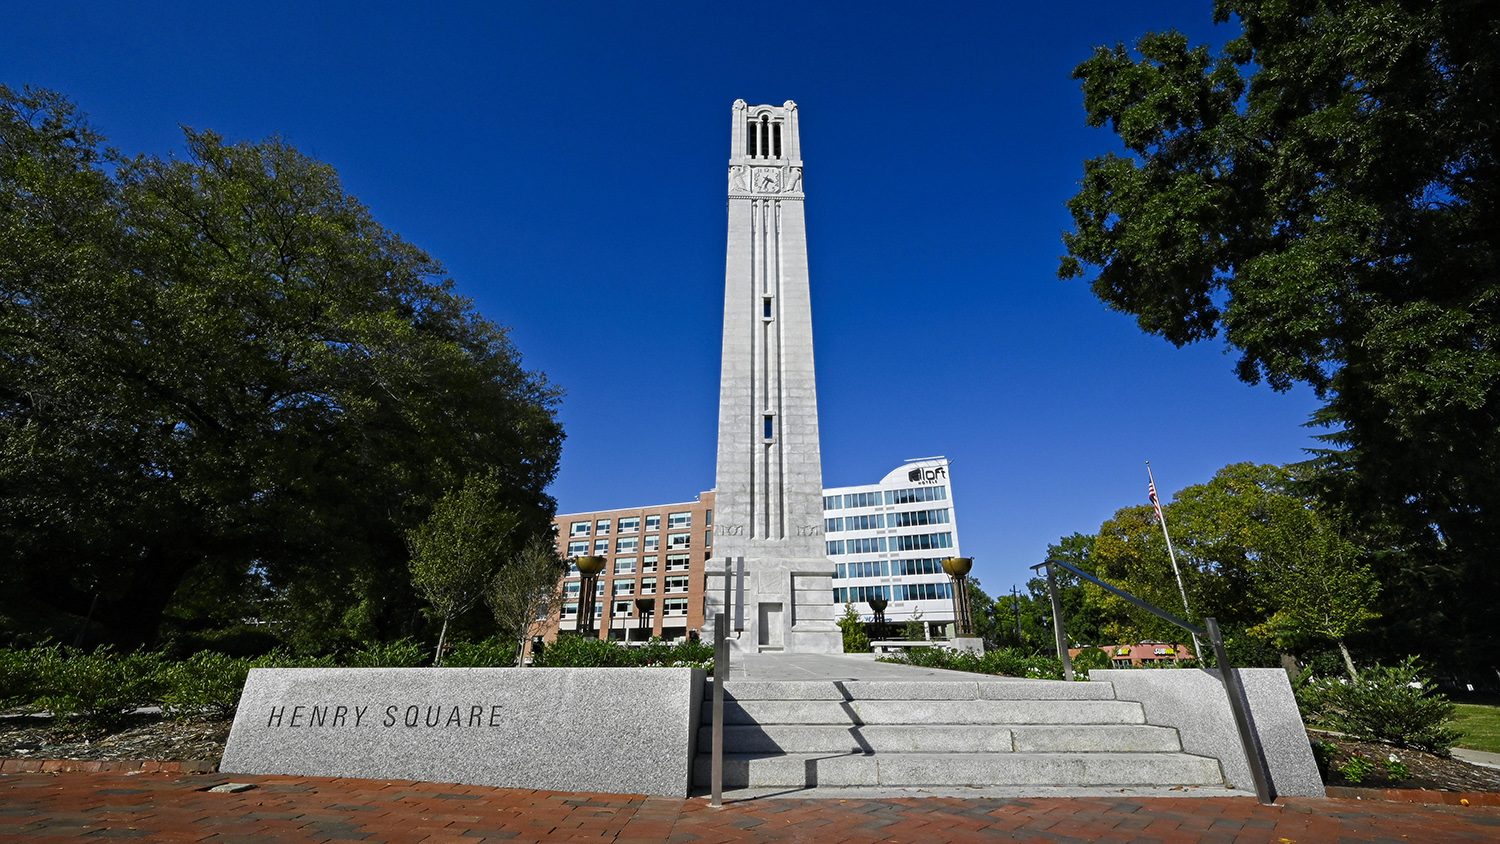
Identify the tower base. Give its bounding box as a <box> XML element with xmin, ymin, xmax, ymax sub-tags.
<box><xmin>702</xmin><ymin>556</ymin><xmax>843</xmax><ymax>654</ymax></box>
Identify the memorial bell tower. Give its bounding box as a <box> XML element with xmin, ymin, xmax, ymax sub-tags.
<box><xmin>704</xmin><ymin>100</ymin><xmax>841</xmax><ymax>653</ymax></box>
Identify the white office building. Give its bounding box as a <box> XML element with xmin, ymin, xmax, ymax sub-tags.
<box><xmin>825</xmin><ymin>457</ymin><xmax>961</xmax><ymax>631</ymax></box>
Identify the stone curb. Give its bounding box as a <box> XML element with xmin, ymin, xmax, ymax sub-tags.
<box><xmin>0</xmin><ymin>758</ymin><xmax>218</xmax><ymax>774</ymax></box>
<box><xmin>1324</xmin><ymin>785</ymin><xmax>1500</xmax><ymax>806</ymax></box>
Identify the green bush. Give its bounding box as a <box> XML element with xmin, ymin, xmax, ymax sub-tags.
<box><xmin>445</xmin><ymin>638</ymin><xmax>518</xmax><ymax>667</ymax></box>
<box><xmin>1337</xmin><ymin>752</ymin><xmax>1377</xmax><ymax>783</ymax></box>
<box><xmin>344</xmin><ymin>638</ymin><xmax>427</xmax><ymax>668</ymax></box>
<box><xmin>531</xmin><ymin>636</ymin><xmax>712</xmax><ymax>669</ymax></box>
<box><xmin>159</xmin><ymin>650</ymin><xmax>252</xmax><ymax>719</ymax></box>
<box><xmin>0</xmin><ymin>645</ymin><xmax>55</xmax><ymax>708</ymax></box>
<box><xmin>532</xmin><ymin>635</ymin><xmax>638</xmax><ymax>667</ymax></box>
<box><xmin>1302</xmin><ymin>657</ymin><xmax>1463</xmax><ymax>755</ymax></box>
<box><xmin>883</xmin><ymin>646</ymin><xmax>1066</xmax><ymax>680</ymax></box>
<box><xmin>839</xmin><ymin>603</ymin><xmax>871</xmax><ymax>653</ymax></box>
<box><xmin>34</xmin><ymin>647</ymin><xmax>168</xmax><ymax>734</ymax></box>
<box><xmin>1070</xmin><ymin>647</ymin><xmax>1111</xmax><ymax>676</ymax></box>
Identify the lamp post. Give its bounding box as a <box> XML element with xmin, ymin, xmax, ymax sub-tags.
<box><xmin>575</xmin><ymin>555</ymin><xmax>607</xmax><ymax>639</ymax></box>
<box><xmin>867</xmin><ymin>595</ymin><xmax>888</xmax><ymax>641</ymax></box>
<box><xmin>1011</xmin><ymin>586</ymin><xmax>1022</xmax><ymax>646</ymax></box>
<box><xmin>941</xmin><ymin>557</ymin><xmax>974</xmax><ymax>637</ymax></box>
<box><xmin>635</xmin><ymin>597</ymin><xmax>655</xmax><ymax>641</ymax></box>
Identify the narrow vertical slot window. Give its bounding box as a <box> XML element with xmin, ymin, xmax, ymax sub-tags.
<box><xmin>747</xmin><ymin>120</ymin><xmax>757</xmax><ymax>157</ymax></box>
<box><xmin>763</xmin><ymin>416</ymin><xmax>774</xmax><ymax>440</ymax></box>
<box><xmin>773</xmin><ymin>123</ymin><xmax>782</xmax><ymax>158</ymax></box>
<box><xmin>763</xmin><ymin>297</ymin><xmax>773</xmax><ymax>318</ymax></box>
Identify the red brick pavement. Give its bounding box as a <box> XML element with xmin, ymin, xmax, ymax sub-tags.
<box><xmin>1</xmin><ymin>770</ymin><xmax>1498</xmax><ymax>843</ymax></box>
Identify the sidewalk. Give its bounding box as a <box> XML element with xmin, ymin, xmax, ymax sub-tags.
<box><xmin>3</xmin><ymin>770</ymin><xmax>1499</xmax><ymax>843</ymax></box>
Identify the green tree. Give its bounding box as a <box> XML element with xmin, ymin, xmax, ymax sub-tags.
<box><xmin>407</xmin><ymin>470</ymin><xmax>520</xmax><ymax>665</ymax></box>
<box><xmin>486</xmin><ymin>535</ymin><xmax>567</xmax><ymax>666</ymax></box>
<box><xmin>0</xmin><ymin>86</ymin><xmax>563</xmax><ymax>650</ymax></box>
<box><xmin>902</xmin><ymin>606</ymin><xmax>925</xmax><ymax>641</ymax></box>
<box><xmin>1252</xmin><ymin>497</ymin><xmax>1380</xmax><ymax>678</ymax></box>
<box><xmin>1083</xmin><ymin>463</ymin><xmax>1375</xmax><ymax>668</ymax></box>
<box><xmin>1060</xmin><ymin>1</ymin><xmax>1500</xmax><ymax>666</ymax></box>
<box><xmin>839</xmin><ymin>603</ymin><xmax>871</xmax><ymax>653</ymax></box>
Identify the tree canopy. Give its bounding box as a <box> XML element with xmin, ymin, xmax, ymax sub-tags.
<box><xmin>0</xmin><ymin>85</ymin><xmax>564</xmax><ymax>652</ymax></box>
<box><xmin>1060</xmin><ymin>1</ymin><xmax>1499</xmax><ymax>666</ymax></box>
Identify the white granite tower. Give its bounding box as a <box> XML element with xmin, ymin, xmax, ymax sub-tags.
<box><xmin>703</xmin><ymin>100</ymin><xmax>841</xmax><ymax>653</ymax></box>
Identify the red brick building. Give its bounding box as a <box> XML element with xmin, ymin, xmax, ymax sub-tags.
<box><xmin>540</xmin><ymin>492</ymin><xmax>717</xmax><ymax>645</ymax></box>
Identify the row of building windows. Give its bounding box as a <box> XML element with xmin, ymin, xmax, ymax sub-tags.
<box><xmin>891</xmin><ymin>532</ymin><xmax>954</xmax><ymax>552</ymax></box>
<box><xmin>824</xmin><ymin>513</ymin><xmax>883</xmax><ymax>532</ymax></box>
<box><xmin>559</xmin><ymin>573</ymin><xmax>694</xmax><ymax>599</ymax></box>
<box><xmin>824</xmin><ymin>486</ymin><xmax>948</xmax><ymax>511</ymax></box>
<box><xmin>823</xmin><ymin>491</ymin><xmax>883</xmax><ymax>510</ymax></box>
<box><xmin>834</xmin><ymin>582</ymin><xmax>956</xmax><ymax>604</ymax></box>
<box><xmin>824</xmin><ymin>508</ymin><xmax>951</xmax><ymax>533</ymax></box>
<box><xmin>565</xmin><ymin>533</ymin><xmax>701</xmax><ymax>556</ymax></box>
<box><xmin>893</xmin><ymin>557</ymin><xmax>950</xmax><ymax>576</ymax></box>
<box><xmin>888</xmin><ymin>508</ymin><xmax>950</xmax><ymax>528</ymax></box>
<box><xmin>827</xmin><ymin>532</ymin><xmax>954</xmax><ymax>556</ymax></box>
<box><xmin>888</xmin><ymin>485</ymin><xmax>948</xmax><ymax>505</ymax></box>
<box><xmin>562</xmin><ymin>597</ymin><xmax>690</xmax><ymax>619</ymax></box>
<box><xmin>826</xmin><ymin>537</ymin><xmax>887</xmax><ymax>555</ymax></box>
<box><xmin>567</xmin><ymin>511</ymin><xmax>704</xmax><ymax>538</ymax></box>
<box><xmin>833</xmin><ymin>557</ymin><xmax>954</xmax><ymax>579</ymax></box>
<box><xmin>564</xmin><ymin>554</ymin><xmax>694</xmax><ymax>576</ymax></box>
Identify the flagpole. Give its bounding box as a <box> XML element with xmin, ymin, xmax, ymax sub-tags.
<box><xmin>1147</xmin><ymin>462</ymin><xmax>1204</xmax><ymax>660</ymax></box>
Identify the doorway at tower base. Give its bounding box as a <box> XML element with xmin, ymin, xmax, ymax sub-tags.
<box><xmin>702</xmin><ymin>557</ymin><xmax>843</xmax><ymax>654</ymax></box>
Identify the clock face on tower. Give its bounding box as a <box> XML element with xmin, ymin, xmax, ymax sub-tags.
<box><xmin>753</xmin><ymin>168</ymin><xmax>781</xmax><ymax>194</ymax></box>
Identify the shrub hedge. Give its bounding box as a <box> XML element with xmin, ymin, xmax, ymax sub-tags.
<box><xmin>0</xmin><ymin>636</ymin><xmax>715</xmax><ymax>734</ymax></box>
<box><xmin>1297</xmin><ymin>656</ymin><xmax>1463</xmax><ymax>755</ymax></box>
<box><xmin>880</xmin><ymin>646</ymin><xmax>1068</xmax><ymax>680</ymax></box>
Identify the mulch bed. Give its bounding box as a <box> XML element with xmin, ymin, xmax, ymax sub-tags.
<box><xmin>0</xmin><ymin>711</ymin><xmax>230</xmax><ymax>765</ymax></box>
<box><xmin>1309</xmin><ymin>729</ymin><xmax>1500</xmax><ymax>794</ymax></box>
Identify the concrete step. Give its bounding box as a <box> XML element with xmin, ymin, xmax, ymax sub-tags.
<box><xmin>704</xmin><ymin>679</ymin><xmax>1116</xmax><ymax>701</ymax></box>
<box><xmin>713</xmin><ymin>699</ymin><xmax>1147</xmax><ymax>726</ymax></box>
<box><xmin>691</xmin><ymin>751</ymin><xmax>1224</xmax><ymax>788</ymax></box>
<box><xmin>696</xmin><ymin>724</ymin><xmax>1183</xmax><ymax>754</ymax></box>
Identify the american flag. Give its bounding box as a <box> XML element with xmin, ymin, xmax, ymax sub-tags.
<box><xmin>1148</xmin><ymin>480</ymin><xmax>1166</xmax><ymax>524</ymax></box>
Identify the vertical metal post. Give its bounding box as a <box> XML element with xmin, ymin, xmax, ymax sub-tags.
<box><xmin>1044</xmin><ymin>563</ymin><xmax>1074</xmax><ymax>681</ymax></box>
<box><xmin>1207</xmin><ymin>617</ymin><xmax>1273</xmax><ymax>804</ymax></box>
<box><xmin>1012</xmin><ymin>586</ymin><xmax>1022</xmax><ymax>646</ymax></box>
<box><xmin>710</xmin><ymin>611</ymin><xmax>726</xmax><ymax>807</ymax></box>
<box><xmin>710</xmin><ymin>558</ymin><xmax>732</xmax><ymax>807</ymax></box>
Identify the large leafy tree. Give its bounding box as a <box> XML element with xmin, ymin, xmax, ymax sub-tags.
<box><xmin>1081</xmin><ymin>463</ymin><xmax>1374</xmax><ymax>669</ymax></box>
<box><xmin>1060</xmin><ymin>1</ymin><xmax>1499</xmax><ymax>665</ymax></box>
<box><xmin>0</xmin><ymin>86</ymin><xmax>564</xmax><ymax>650</ymax></box>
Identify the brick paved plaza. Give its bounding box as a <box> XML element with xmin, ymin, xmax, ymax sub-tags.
<box><xmin>2</xmin><ymin>771</ymin><xmax>1498</xmax><ymax>843</ymax></box>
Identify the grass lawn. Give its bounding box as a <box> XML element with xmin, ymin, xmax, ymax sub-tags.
<box><xmin>1453</xmin><ymin>703</ymin><xmax>1500</xmax><ymax>753</ymax></box>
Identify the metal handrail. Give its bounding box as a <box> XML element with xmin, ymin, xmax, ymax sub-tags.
<box><xmin>1031</xmin><ymin>559</ymin><xmax>1274</xmax><ymax>805</ymax></box>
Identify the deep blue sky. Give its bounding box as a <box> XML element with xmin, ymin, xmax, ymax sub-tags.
<box><xmin>3</xmin><ymin>2</ymin><xmax>1322</xmax><ymax>595</ymax></box>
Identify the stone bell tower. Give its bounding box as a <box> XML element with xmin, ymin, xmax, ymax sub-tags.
<box><xmin>703</xmin><ymin>100</ymin><xmax>841</xmax><ymax>653</ymax></box>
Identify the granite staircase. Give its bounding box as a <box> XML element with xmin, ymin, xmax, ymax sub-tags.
<box><xmin>693</xmin><ymin>679</ymin><xmax>1225</xmax><ymax>791</ymax></box>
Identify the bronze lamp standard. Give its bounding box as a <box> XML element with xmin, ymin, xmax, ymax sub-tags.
<box><xmin>941</xmin><ymin>557</ymin><xmax>975</xmax><ymax>638</ymax></box>
<box><xmin>634</xmin><ymin>597</ymin><xmax>656</xmax><ymax>640</ymax></box>
<box><xmin>867</xmin><ymin>595</ymin><xmax>889</xmax><ymax>641</ymax></box>
<box><xmin>574</xmin><ymin>555</ymin><xmax>607</xmax><ymax>639</ymax></box>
